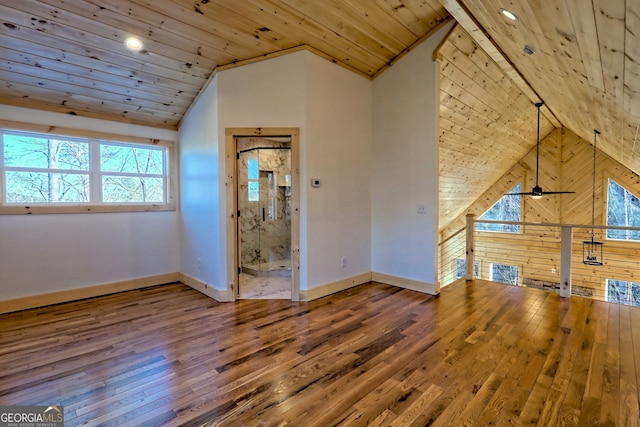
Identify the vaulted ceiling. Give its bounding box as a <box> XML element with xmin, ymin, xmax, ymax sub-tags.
<box><xmin>1</xmin><ymin>0</ymin><xmax>639</xmax><ymax>231</ymax></box>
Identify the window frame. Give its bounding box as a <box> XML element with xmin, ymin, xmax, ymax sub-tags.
<box><xmin>605</xmin><ymin>278</ymin><xmax>640</xmax><ymax>307</ymax></box>
<box><xmin>605</xmin><ymin>177</ymin><xmax>640</xmax><ymax>242</ymax></box>
<box><xmin>489</xmin><ymin>262</ymin><xmax>520</xmax><ymax>286</ymax></box>
<box><xmin>0</xmin><ymin>127</ymin><xmax>176</xmax><ymax>214</ymax></box>
<box><xmin>476</xmin><ymin>182</ymin><xmax>523</xmax><ymax>234</ymax></box>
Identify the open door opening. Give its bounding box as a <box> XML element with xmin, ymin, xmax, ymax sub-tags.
<box><xmin>225</xmin><ymin>128</ymin><xmax>300</xmax><ymax>301</ymax></box>
<box><xmin>237</xmin><ymin>139</ymin><xmax>292</xmax><ymax>299</ymax></box>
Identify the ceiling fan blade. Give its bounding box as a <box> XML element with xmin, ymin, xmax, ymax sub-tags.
<box><xmin>504</xmin><ymin>190</ymin><xmax>576</xmax><ymax>196</ymax></box>
<box><xmin>539</xmin><ymin>191</ymin><xmax>576</xmax><ymax>195</ymax></box>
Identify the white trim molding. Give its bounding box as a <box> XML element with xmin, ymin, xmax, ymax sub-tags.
<box><xmin>372</xmin><ymin>272</ymin><xmax>439</xmax><ymax>295</ymax></box>
<box><xmin>0</xmin><ymin>272</ymin><xmax>181</xmax><ymax>314</ymax></box>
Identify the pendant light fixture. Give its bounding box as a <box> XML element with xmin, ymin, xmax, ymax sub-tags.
<box><xmin>583</xmin><ymin>129</ymin><xmax>603</xmax><ymax>265</ymax></box>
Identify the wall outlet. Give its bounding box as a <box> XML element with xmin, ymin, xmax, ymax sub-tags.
<box><xmin>341</xmin><ymin>257</ymin><xmax>347</xmax><ymax>268</ymax></box>
<box><xmin>417</xmin><ymin>204</ymin><xmax>427</xmax><ymax>214</ymax></box>
<box><xmin>197</xmin><ymin>258</ymin><xmax>202</xmax><ymax>270</ymax></box>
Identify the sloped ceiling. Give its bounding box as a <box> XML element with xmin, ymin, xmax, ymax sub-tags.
<box><xmin>443</xmin><ymin>0</ymin><xmax>640</xmax><ymax>204</ymax></box>
<box><xmin>436</xmin><ymin>24</ymin><xmax>554</xmax><ymax>228</ymax></box>
<box><xmin>0</xmin><ymin>0</ymin><xmax>449</xmax><ymax>128</ymax></box>
<box><xmin>2</xmin><ymin>0</ymin><xmax>640</xmax><ymax>233</ymax></box>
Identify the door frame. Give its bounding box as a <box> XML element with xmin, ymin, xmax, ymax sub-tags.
<box><xmin>225</xmin><ymin>127</ymin><xmax>301</xmax><ymax>301</ymax></box>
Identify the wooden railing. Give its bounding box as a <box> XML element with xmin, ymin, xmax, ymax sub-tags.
<box><xmin>439</xmin><ymin>214</ymin><xmax>640</xmax><ymax>305</ymax></box>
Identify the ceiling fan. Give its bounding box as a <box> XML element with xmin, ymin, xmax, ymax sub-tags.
<box><xmin>506</xmin><ymin>101</ymin><xmax>575</xmax><ymax>198</ymax></box>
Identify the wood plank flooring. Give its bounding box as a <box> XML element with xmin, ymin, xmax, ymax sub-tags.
<box><xmin>0</xmin><ymin>280</ymin><xmax>639</xmax><ymax>426</ymax></box>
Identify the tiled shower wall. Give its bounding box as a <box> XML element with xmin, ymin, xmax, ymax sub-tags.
<box><xmin>238</xmin><ymin>146</ymin><xmax>291</xmax><ymax>269</ymax></box>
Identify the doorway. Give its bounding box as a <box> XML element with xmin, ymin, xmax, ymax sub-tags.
<box><xmin>225</xmin><ymin>128</ymin><xmax>300</xmax><ymax>301</ymax></box>
<box><xmin>237</xmin><ymin>140</ymin><xmax>291</xmax><ymax>298</ymax></box>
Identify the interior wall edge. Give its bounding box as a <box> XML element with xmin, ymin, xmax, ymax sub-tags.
<box><xmin>180</xmin><ymin>272</ymin><xmax>234</xmax><ymax>302</ymax></box>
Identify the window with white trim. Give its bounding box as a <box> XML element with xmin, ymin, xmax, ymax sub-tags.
<box><xmin>1</xmin><ymin>130</ymin><xmax>172</xmax><ymax>211</ymax></box>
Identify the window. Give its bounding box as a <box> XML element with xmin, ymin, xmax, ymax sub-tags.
<box><xmin>247</xmin><ymin>158</ymin><xmax>259</xmax><ymax>202</ymax></box>
<box><xmin>1</xmin><ymin>130</ymin><xmax>173</xmax><ymax>212</ymax></box>
<box><xmin>607</xmin><ymin>178</ymin><xmax>640</xmax><ymax>241</ymax></box>
<box><xmin>455</xmin><ymin>259</ymin><xmax>480</xmax><ymax>279</ymax></box>
<box><xmin>490</xmin><ymin>263</ymin><xmax>519</xmax><ymax>286</ymax></box>
<box><xmin>606</xmin><ymin>279</ymin><xmax>640</xmax><ymax>307</ymax></box>
<box><xmin>476</xmin><ymin>183</ymin><xmax>521</xmax><ymax>233</ymax></box>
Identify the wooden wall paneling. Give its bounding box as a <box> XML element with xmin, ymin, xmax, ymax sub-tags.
<box><xmin>442</xmin><ymin>126</ymin><xmax>640</xmax><ymax>298</ymax></box>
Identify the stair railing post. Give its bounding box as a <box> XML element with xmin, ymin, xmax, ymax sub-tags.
<box><xmin>466</xmin><ymin>214</ymin><xmax>475</xmax><ymax>281</ymax></box>
<box><xmin>560</xmin><ymin>226</ymin><xmax>572</xmax><ymax>297</ymax></box>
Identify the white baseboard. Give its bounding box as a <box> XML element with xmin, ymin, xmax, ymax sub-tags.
<box><xmin>179</xmin><ymin>272</ymin><xmax>234</xmax><ymax>302</ymax></box>
<box><xmin>0</xmin><ymin>272</ymin><xmax>181</xmax><ymax>314</ymax></box>
<box><xmin>0</xmin><ymin>270</ymin><xmax>439</xmax><ymax>314</ymax></box>
<box><xmin>371</xmin><ymin>272</ymin><xmax>439</xmax><ymax>295</ymax></box>
<box><xmin>299</xmin><ymin>272</ymin><xmax>372</xmax><ymax>301</ymax></box>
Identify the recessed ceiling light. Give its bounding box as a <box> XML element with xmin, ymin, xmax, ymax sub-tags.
<box><xmin>500</xmin><ymin>8</ymin><xmax>519</xmax><ymax>21</ymax></box>
<box><xmin>124</xmin><ymin>36</ymin><xmax>144</xmax><ymax>51</ymax></box>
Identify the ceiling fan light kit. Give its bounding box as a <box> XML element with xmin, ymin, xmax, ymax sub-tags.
<box><xmin>506</xmin><ymin>101</ymin><xmax>575</xmax><ymax>197</ymax></box>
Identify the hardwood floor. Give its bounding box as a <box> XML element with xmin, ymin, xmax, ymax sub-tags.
<box><xmin>0</xmin><ymin>280</ymin><xmax>638</xmax><ymax>426</ymax></box>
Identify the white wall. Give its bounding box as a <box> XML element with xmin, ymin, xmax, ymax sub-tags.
<box><xmin>180</xmin><ymin>50</ymin><xmax>373</xmax><ymax>293</ymax></box>
<box><xmin>216</xmin><ymin>54</ymin><xmax>308</xmax><ymax>286</ymax></box>
<box><xmin>179</xmin><ymin>77</ymin><xmax>223</xmax><ymax>290</ymax></box>
<box><xmin>304</xmin><ymin>53</ymin><xmax>372</xmax><ymax>289</ymax></box>
<box><xmin>0</xmin><ymin>106</ymin><xmax>180</xmax><ymax>300</ymax></box>
<box><xmin>371</xmin><ymin>23</ymin><xmax>453</xmax><ymax>292</ymax></box>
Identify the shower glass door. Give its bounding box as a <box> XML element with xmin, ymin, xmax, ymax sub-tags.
<box><xmin>238</xmin><ymin>147</ymin><xmax>291</xmax><ymax>276</ymax></box>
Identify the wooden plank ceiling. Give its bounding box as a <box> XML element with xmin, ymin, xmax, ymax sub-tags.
<box><xmin>3</xmin><ymin>1</ymin><xmax>640</xmax><ymax>232</ymax></box>
<box><xmin>0</xmin><ymin>0</ymin><xmax>449</xmax><ymax>128</ymax></box>
<box><xmin>439</xmin><ymin>0</ymin><xmax>640</xmax><ymax>228</ymax></box>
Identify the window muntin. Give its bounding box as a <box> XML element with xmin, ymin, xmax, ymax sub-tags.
<box><xmin>490</xmin><ymin>263</ymin><xmax>519</xmax><ymax>286</ymax></box>
<box><xmin>476</xmin><ymin>183</ymin><xmax>522</xmax><ymax>233</ymax></box>
<box><xmin>606</xmin><ymin>279</ymin><xmax>640</xmax><ymax>307</ymax></box>
<box><xmin>1</xmin><ymin>130</ymin><xmax>170</xmax><ymax>209</ymax></box>
<box><xmin>606</xmin><ymin>178</ymin><xmax>640</xmax><ymax>241</ymax></box>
